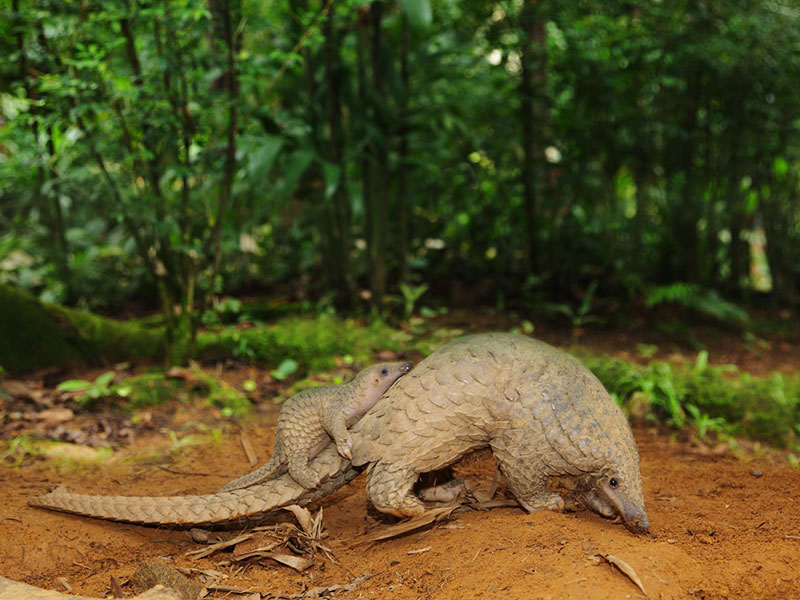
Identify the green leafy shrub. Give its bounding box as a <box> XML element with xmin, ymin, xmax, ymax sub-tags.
<box><xmin>582</xmin><ymin>351</ymin><xmax>800</xmax><ymax>448</ymax></box>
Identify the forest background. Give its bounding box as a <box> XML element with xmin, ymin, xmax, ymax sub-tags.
<box><xmin>3</xmin><ymin>0</ymin><xmax>799</xmax><ymax>351</ymax></box>
<box><xmin>1</xmin><ymin>0</ymin><xmax>800</xmax><ymax>417</ymax></box>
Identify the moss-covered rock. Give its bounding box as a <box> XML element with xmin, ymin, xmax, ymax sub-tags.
<box><xmin>0</xmin><ymin>284</ymin><xmax>165</xmax><ymax>374</ymax></box>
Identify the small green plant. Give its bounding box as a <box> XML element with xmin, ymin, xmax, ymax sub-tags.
<box><xmin>117</xmin><ymin>373</ymin><xmax>182</xmax><ymax>409</ymax></box>
<box><xmin>399</xmin><ymin>283</ymin><xmax>429</xmax><ymax>319</ymax></box>
<box><xmin>56</xmin><ymin>371</ymin><xmax>117</xmax><ymax>407</ymax></box>
<box><xmin>186</xmin><ymin>365</ymin><xmax>251</xmax><ymax>415</ymax></box>
<box><xmin>636</xmin><ymin>344</ymin><xmax>658</xmax><ymax>359</ymax></box>
<box><xmin>0</xmin><ymin>435</ymin><xmax>39</xmax><ymax>466</ymax></box>
<box><xmin>232</xmin><ymin>332</ymin><xmax>256</xmax><ymax>360</ymax></box>
<box><xmin>543</xmin><ymin>281</ymin><xmax>602</xmax><ymax>341</ymax></box>
<box><xmin>582</xmin><ymin>349</ymin><xmax>800</xmax><ymax>447</ymax></box>
<box><xmin>167</xmin><ymin>431</ymin><xmax>205</xmax><ymax>452</ymax></box>
<box><xmin>743</xmin><ymin>331</ymin><xmax>770</xmax><ymax>356</ymax></box>
<box><xmin>685</xmin><ymin>403</ymin><xmax>728</xmax><ymax>440</ymax></box>
<box><xmin>271</xmin><ymin>358</ymin><xmax>299</xmax><ymax>381</ymax></box>
<box><xmin>201</xmin><ymin>297</ymin><xmax>244</xmax><ymax>328</ymax></box>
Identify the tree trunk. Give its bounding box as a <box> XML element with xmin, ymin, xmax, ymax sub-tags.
<box><xmin>397</xmin><ymin>13</ymin><xmax>411</xmax><ymax>285</ymax></box>
<box><xmin>367</xmin><ymin>1</ymin><xmax>389</xmax><ymax>308</ymax></box>
<box><xmin>519</xmin><ymin>1</ymin><xmax>546</xmax><ymax>272</ymax></box>
<box><xmin>323</xmin><ymin>1</ymin><xmax>357</xmax><ymax>307</ymax></box>
<box><xmin>14</xmin><ymin>1</ymin><xmax>72</xmax><ymax>302</ymax></box>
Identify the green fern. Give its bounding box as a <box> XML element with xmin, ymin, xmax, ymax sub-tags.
<box><xmin>646</xmin><ymin>283</ymin><xmax>749</xmax><ymax>325</ymax></box>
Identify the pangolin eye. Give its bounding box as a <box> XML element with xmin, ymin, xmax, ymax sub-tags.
<box><xmin>609</xmin><ymin>478</ymin><xmax>619</xmax><ymax>489</ymax></box>
<box><xmin>381</xmin><ymin>368</ymin><xmax>388</xmax><ymax>375</ymax></box>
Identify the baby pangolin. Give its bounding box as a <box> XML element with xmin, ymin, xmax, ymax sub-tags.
<box><xmin>221</xmin><ymin>361</ymin><xmax>413</xmax><ymax>491</ymax></box>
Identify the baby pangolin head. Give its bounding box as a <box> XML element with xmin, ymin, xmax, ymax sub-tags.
<box><xmin>353</xmin><ymin>361</ymin><xmax>414</xmax><ymax>404</ymax></box>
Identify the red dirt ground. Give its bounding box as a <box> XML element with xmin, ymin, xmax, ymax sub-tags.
<box><xmin>1</xmin><ymin>317</ymin><xmax>799</xmax><ymax>599</ymax></box>
<box><xmin>1</xmin><ymin>407</ymin><xmax>799</xmax><ymax>600</ymax></box>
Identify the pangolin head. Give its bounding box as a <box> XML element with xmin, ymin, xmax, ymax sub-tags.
<box><xmin>579</xmin><ymin>463</ymin><xmax>649</xmax><ymax>533</ymax></box>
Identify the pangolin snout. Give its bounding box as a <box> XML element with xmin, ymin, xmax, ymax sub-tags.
<box><xmin>597</xmin><ymin>477</ymin><xmax>650</xmax><ymax>534</ymax></box>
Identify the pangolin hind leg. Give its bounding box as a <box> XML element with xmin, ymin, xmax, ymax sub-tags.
<box><xmin>286</xmin><ymin>446</ymin><xmax>322</xmax><ymax>489</ymax></box>
<box><xmin>365</xmin><ymin>462</ymin><xmax>425</xmax><ymax>517</ymax></box>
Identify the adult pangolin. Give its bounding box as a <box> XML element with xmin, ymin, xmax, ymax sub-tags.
<box><xmin>30</xmin><ymin>333</ymin><xmax>649</xmax><ymax>532</ymax></box>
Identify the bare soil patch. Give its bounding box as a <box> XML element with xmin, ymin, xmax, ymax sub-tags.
<box><xmin>1</xmin><ymin>405</ymin><xmax>799</xmax><ymax>600</ymax></box>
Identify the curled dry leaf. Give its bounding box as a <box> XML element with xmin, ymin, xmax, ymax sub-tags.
<box><xmin>589</xmin><ymin>553</ymin><xmax>648</xmax><ymax>598</ymax></box>
<box><xmin>283</xmin><ymin>505</ymin><xmax>314</xmax><ymax>536</ymax></box>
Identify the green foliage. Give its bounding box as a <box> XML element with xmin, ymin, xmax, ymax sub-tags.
<box><xmin>646</xmin><ymin>283</ymin><xmax>750</xmax><ymax>326</ymax></box>
<box><xmin>582</xmin><ymin>352</ymin><xmax>800</xmax><ymax>448</ymax></box>
<box><xmin>542</xmin><ymin>281</ymin><xmax>603</xmax><ymax>333</ymax></box>
<box><xmin>198</xmin><ymin>314</ymin><xmax>404</xmax><ymax>372</ymax></box>
<box><xmin>184</xmin><ymin>366</ymin><xmax>251</xmax><ymax>416</ymax></box>
<box><xmin>0</xmin><ymin>435</ymin><xmax>40</xmax><ymax>467</ymax></box>
<box><xmin>3</xmin><ymin>0</ymin><xmax>800</xmax><ymax>314</ymax></box>
<box><xmin>56</xmin><ymin>371</ymin><xmax>116</xmax><ymax>408</ymax></box>
<box><xmin>167</xmin><ymin>426</ymin><xmax>224</xmax><ymax>454</ymax></box>
<box><xmin>115</xmin><ymin>373</ymin><xmax>182</xmax><ymax>410</ymax></box>
<box><xmin>401</xmin><ymin>0</ymin><xmax>432</xmax><ymax>30</ymax></box>
<box><xmin>116</xmin><ymin>368</ymin><xmax>249</xmax><ymax>414</ymax></box>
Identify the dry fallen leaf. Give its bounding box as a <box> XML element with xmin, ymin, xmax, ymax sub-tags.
<box><xmin>57</xmin><ymin>577</ymin><xmax>72</xmax><ymax>592</ymax></box>
<box><xmin>283</xmin><ymin>505</ymin><xmax>314</xmax><ymax>536</ymax></box>
<box><xmin>581</xmin><ymin>540</ymin><xmax>598</xmax><ymax>556</ymax></box>
<box><xmin>264</xmin><ymin>552</ymin><xmax>314</xmax><ymax>572</ymax></box>
<box><xmin>36</xmin><ymin>407</ymin><xmax>74</xmax><ymax>425</ymax></box>
<box><xmin>186</xmin><ymin>533</ymin><xmax>255</xmax><ymax>559</ymax></box>
<box><xmin>285</xmin><ymin>574</ymin><xmax>373</xmax><ymax>599</ymax></box>
<box><xmin>353</xmin><ymin>506</ymin><xmax>458</xmax><ymax>546</ymax></box>
<box><xmin>110</xmin><ymin>574</ymin><xmax>124</xmax><ymax>598</ymax></box>
<box><xmin>590</xmin><ymin>553</ymin><xmax>648</xmax><ymax>597</ymax></box>
<box><xmin>231</xmin><ymin>541</ymin><xmax>283</xmax><ymax>560</ymax></box>
<box><xmin>240</xmin><ymin>431</ymin><xmax>258</xmax><ymax>466</ymax></box>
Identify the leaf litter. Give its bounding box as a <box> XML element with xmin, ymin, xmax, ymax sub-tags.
<box><xmin>186</xmin><ymin>505</ymin><xmax>331</xmax><ymax>573</ymax></box>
